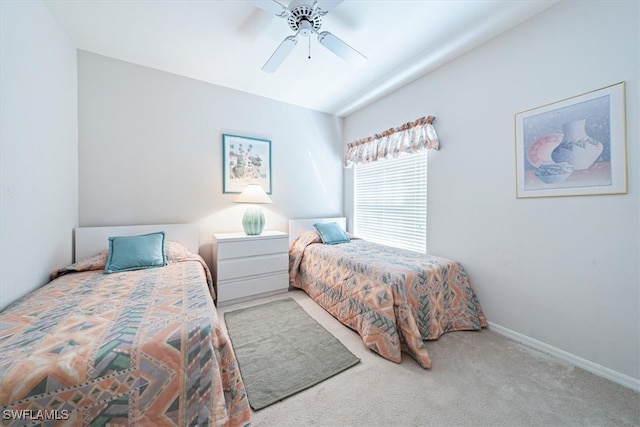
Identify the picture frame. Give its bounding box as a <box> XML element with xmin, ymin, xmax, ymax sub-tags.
<box><xmin>515</xmin><ymin>82</ymin><xmax>627</xmax><ymax>198</ymax></box>
<box><xmin>222</xmin><ymin>134</ymin><xmax>272</xmax><ymax>194</ymax></box>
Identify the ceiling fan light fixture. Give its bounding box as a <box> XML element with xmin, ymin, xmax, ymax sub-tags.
<box><xmin>298</xmin><ymin>19</ymin><xmax>313</xmax><ymax>37</ymax></box>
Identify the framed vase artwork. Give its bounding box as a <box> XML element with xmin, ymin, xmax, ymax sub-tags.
<box><xmin>222</xmin><ymin>134</ymin><xmax>272</xmax><ymax>194</ymax></box>
<box><xmin>515</xmin><ymin>82</ymin><xmax>627</xmax><ymax>198</ymax></box>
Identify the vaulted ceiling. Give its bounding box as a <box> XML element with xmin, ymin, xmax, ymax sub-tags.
<box><xmin>45</xmin><ymin>0</ymin><xmax>557</xmax><ymax>117</ymax></box>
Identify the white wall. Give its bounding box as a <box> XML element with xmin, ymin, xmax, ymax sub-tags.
<box><xmin>0</xmin><ymin>1</ymin><xmax>78</xmax><ymax>310</ymax></box>
<box><xmin>345</xmin><ymin>1</ymin><xmax>639</xmax><ymax>383</ymax></box>
<box><xmin>78</xmin><ymin>51</ymin><xmax>343</xmax><ymax>266</ymax></box>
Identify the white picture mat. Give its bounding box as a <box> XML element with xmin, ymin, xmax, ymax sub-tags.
<box><xmin>288</xmin><ymin>217</ymin><xmax>346</xmax><ymax>246</ymax></box>
<box><xmin>514</xmin><ymin>82</ymin><xmax>627</xmax><ymax>198</ymax></box>
<box><xmin>75</xmin><ymin>223</ymin><xmax>199</xmax><ymax>262</ymax></box>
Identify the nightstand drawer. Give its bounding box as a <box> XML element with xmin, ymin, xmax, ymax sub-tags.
<box><xmin>218</xmin><ymin>273</ymin><xmax>289</xmax><ymax>303</ymax></box>
<box><xmin>218</xmin><ymin>253</ymin><xmax>287</xmax><ymax>281</ymax></box>
<box><xmin>218</xmin><ymin>237</ymin><xmax>288</xmax><ymax>259</ymax></box>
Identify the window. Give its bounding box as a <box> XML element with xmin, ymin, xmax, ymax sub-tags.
<box><xmin>354</xmin><ymin>151</ymin><xmax>427</xmax><ymax>253</ymax></box>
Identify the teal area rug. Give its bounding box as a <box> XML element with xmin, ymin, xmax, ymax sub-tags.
<box><xmin>224</xmin><ymin>298</ymin><xmax>360</xmax><ymax>410</ymax></box>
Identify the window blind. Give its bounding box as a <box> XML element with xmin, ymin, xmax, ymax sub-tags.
<box><xmin>354</xmin><ymin>151</ymin><xmax>427</xmax><ymax>253</ymax></box>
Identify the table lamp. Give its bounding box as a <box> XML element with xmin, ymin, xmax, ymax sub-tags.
<box><xmin>234</xmin><ymin>184</ymin><xmax>273</xmax><ymax>235</ymax></box>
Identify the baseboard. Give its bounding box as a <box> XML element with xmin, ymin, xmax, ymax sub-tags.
<box><xmin>487</xmin><ymin>322</ymin><xmax>640</xmax><ymax>393</ymax></box>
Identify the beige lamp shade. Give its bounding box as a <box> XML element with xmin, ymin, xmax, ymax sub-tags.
<box><xmin>234</xmin><ymin>184</ymin><xmax>273</xmax><ymax>204</ymax></box>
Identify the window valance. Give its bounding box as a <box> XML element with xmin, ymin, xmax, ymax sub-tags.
<box><xmin>344</xmin><ymin>115</ymin><xmax>439</xmax><ymax>168</ymax></box>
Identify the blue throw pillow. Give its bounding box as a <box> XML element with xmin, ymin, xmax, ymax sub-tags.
<box><xmin>105</xmin><ymin>231</ymin><xmax>167</xmax><ymax>274</ymax></box>
<box><xmin>313</xmin><ymin>222</ymin><xmax>350</xmax><ymax>245</ymax></box>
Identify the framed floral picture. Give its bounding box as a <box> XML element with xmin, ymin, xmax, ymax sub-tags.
<box><xmin>515</xmin><ymin>82</ymin><xmax>627</xmax><ymax>198</ymax></box>
<box><xmin>222</xmin><ymin>134</ymin><xmax>272</xmax><ymax>194</ymax></box>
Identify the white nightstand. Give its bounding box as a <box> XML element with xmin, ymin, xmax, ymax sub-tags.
<box><xmin>212</xmin><ymin>231</ymin><xmax>289</xmax><ymax>305</ymax></box>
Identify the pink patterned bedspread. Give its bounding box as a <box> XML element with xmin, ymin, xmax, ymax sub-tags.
<box><xmin>0</xmin><ymin>242</ymin><xmax>251</xmax><ymax>426</ymax></box>
<box><xmin>289</xmin><ymin>231</ymin><xmax>487</xmax><ymax>368</ymax></box>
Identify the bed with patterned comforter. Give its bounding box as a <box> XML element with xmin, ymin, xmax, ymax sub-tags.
<box><xmin>0</xmin><ymin>242</ymin><xmax>251</xmax><ymax>426</ymax></box>
<box><xmin>289</xmin><ymin>231</ymin><xmax>487</xmax><ymax>369</ymax></box>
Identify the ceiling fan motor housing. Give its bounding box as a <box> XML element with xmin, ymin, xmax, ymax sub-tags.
<box><xmin>287</xmin><ymin>1</ymin><xmax>322</xmax><ymax>36</ymax></box>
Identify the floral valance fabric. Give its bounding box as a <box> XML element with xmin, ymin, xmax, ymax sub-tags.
<box><xmin>344</xmin><ymin>115</ymin><xmax>439</xmax><ymax>168</ymax></box>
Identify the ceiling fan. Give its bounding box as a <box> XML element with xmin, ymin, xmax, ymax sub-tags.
<box><xmin>248</xmin><ymin>0</ymin><xmax>366</xmax><ymax>73</ymax></box>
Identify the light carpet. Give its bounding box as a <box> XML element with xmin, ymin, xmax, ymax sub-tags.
<box><xmin>219</xmin><ymin>290</ymin><xmax>640</xmax><ymax>426</ymax></box>
<box><xmin>224</xmin><ymin>297</ymin><xmax>360</xmax><ymax>410</ymax></box>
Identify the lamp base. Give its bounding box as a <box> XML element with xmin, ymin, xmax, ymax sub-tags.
<box><xmin>242</xmin><ymin>206</ymin><xmax>265</xmax><ymax>235</ymax></box>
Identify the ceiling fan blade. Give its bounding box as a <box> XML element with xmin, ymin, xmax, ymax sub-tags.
<box><xmin>316</xmin><ymin>0</ymin><xmax>343</xmax><ymax>14</ymax></box>
<box><xmin>317</xmin><ymin>31</ymin><xmax>366</xmax><ymax>64</ymax></box>
<box><xmin>248</xmin><ymin>0</ymin><xmax>289</xmax><ymax>18</ymax></box>
<box><xmin>262</xmin><ymin>36</ymin><xmax>298</xmax><ymax>73</ymax></box>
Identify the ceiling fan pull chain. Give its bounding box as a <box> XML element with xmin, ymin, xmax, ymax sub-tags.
<box><xmin>308</xmin><ymin>36</ymin><xmax>311</xmax><ymax>60</ymax></box>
